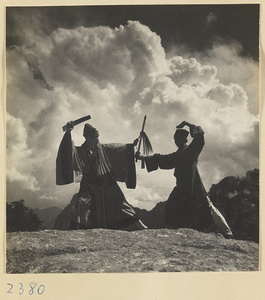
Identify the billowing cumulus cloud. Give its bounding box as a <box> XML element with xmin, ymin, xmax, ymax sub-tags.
<box><xmin>6</xmin><ymin>113</ymin><xmax>39</xmax><ymax>191</ymax></box>
<box><xmin>6</xmin><ymin>19</ymin><xmax>259</xmax><ymax>210</ymax></box>
<box><xmin>168</xmin><ymin>57</ymin><xmax>218</xmax><ymax>86</ymax></box>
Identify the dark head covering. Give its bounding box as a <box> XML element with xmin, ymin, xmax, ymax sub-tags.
<box><xmin>174</xmin><ymin>128</ymin><xmax>189</xmax><ymax>139</ymax></box>
<box><xmin>83</xmin><ymin>123</ymin><xmax>99</xmax><ymax>139</ymax></box>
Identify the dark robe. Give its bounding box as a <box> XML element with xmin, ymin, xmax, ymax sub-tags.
<box><xmin>145</xmin><ymin>126</ymin><xmax>213</xmax><ymax>230</ymax></box>
<box><xmin>56</xmin><ymin>131</ymin><xmax>139</xmax><ymax>229</ymax></box>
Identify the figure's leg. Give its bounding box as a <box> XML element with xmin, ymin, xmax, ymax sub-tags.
<box><xmin>104</xmin><ymin>183</ymin><xmax>147</xmax><ymax>229</ymax></box>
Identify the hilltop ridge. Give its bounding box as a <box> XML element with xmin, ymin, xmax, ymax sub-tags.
<box><xmin>6</xmin><ymin>228</ymin><xmax>259</xmax><ymax>273</ymax></box>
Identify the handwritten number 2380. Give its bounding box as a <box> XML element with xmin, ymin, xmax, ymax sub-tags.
<box><xmin>7</xmin><ymin>283</ymin><xmax>45</xmax><ymax>295</ymax></box>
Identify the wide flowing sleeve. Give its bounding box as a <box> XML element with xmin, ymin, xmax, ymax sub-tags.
<box><xmin>145</xmin><ymin>152</ymin><xmax>177</xmax><ymax>172</ymax></box>
<box><xmin>102</xmin><ymin>143</ymin><xmax>136</xmax><ymax>189</ymax></box>
<box><xmin>56</xmin><ymin>131</ymin><xmax>83</xmax><ymax>185</ymax></box>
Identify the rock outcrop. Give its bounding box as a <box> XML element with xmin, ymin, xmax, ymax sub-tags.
<box><xmin>208</xmin><ymin>169</ymin><xmax>259</xmax><ymax>242</ymax></box>
<box><xmin>6</xmin><ymin>228</ymin><xmax>259</xmax><ymax>273</ymax></box>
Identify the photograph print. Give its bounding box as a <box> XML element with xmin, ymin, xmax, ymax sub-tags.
<box><xmin>6</xmin><ymin>4</ymin><xmax>260</xmax><ymax>274</ymax></box>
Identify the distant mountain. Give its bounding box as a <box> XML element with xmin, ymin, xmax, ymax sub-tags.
<box><xmin>53</xmin><ymin>194</ymin><xmax>79</xmax><ymax>230</ymax></box>
<box><xmin>133</xmin><ymin>201</ymin><xmax>166</xmax><ymax>229</ymax></box>
<box><xmin>33</xmin><ymin>206</ymin><xmax>62</xmax><ymax>229</ymax></box>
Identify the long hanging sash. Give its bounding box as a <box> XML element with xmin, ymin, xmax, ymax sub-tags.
<box><xmin>94</xmin><ymin>143</ymin><xmax>114</xmax><ymax>185</ymax></box>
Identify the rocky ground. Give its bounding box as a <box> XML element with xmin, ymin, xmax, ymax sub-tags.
<box><xmin>6</xmin><ymin>228</ymin><xmax>259</xmax><ymax>273</ymax></box>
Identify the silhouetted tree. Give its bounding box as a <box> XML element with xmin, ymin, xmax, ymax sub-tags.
<box><xmin>6</xmin><ymin>200</ymin><xmax>43</xmax><ymax>232</ymax></box>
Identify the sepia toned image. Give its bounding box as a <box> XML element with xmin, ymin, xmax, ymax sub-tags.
<box><xmin>5</xmin><ymin>3</ymin><xmax>260</xmax><ymax>278</ymax></box>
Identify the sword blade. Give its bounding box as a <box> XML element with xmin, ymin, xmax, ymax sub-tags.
<box><xmin>62</xmin><ymin>115</ymin><xmax>91</xmax><ymax>132</ymax></box>
<box><xmin>73</xmin><ymin>115</ymin><xmax>91</xmax><ymax>126</ymax></box>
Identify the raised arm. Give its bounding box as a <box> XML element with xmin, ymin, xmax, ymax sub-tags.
<box><xmin>177</xmin><ymin>121</ymin><xmax>205</xmax><ymax>160</ymax></box>
<box><xmin>56</xmin><ymin>127</ymin><xmax>84</xmax><ymax>185</ymax></box>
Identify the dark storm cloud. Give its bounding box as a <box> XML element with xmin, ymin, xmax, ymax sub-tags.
<box><xmin>6</xmin><ymin>4</ymin><xmax>260</xmax><ymax>60</ymax></box>
<box><xmin>27</xmin><ymin>60</ymin><xmax>53</xmax><ymax>91</ymax></box>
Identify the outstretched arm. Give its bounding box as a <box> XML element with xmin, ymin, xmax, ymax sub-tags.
<box><xmin>135</xmin><ymin>151</ymin><xmax>177</xmax><ymax>172</ymax></box>
<box><xmin>135</xmin><ymin>151</ymin><xmax>144</xmax><ymax>161</ymax></box>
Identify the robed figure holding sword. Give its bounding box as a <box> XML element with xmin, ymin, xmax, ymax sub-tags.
<box><xmin>56</xmin><ymin>115</ymin><xmax>147</xmax><ymax>231</ymax></box>
<box><xmin>136</xmin><ymin>120</ymin><xmax>233</xmax><ymax>238</ymax></box>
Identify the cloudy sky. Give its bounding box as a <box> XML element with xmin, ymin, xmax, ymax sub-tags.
<box><xmin>6</xmin><ymin>5</ymin><xmax>260</xmax><ymax>210</ymax></box>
